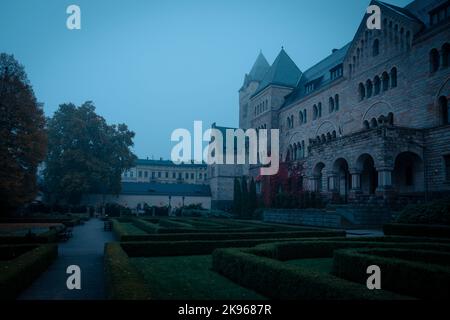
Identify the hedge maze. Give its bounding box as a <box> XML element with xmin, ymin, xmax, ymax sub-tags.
<box><xmin>105</xmin><ymin>218</ymin><xmax>450</xmax><ymax>300</ymax></box>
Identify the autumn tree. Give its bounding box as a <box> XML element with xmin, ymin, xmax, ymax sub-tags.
<box><xmin>0</xmin><ymin>53</ymin><xmax>47</xmax><ymax>214</ymax></box>
<box><xmin>44</xmin><ymin>101</ymin><xmax>136</xmax><ymax>205</ymax></box>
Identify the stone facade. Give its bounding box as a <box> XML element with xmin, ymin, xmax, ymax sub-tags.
<box><xmin>212</xmin><ymin>0</ymin><xmax>450</xmax><ymax>208</ymax></box>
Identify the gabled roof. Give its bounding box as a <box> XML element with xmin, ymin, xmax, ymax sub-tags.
<box><xmin>121</xmin><ymin>182</ymin><xmax>211</xmax><ymax>197</ymax></box>
<box><xmin>252</xmin><ymin>48</ymin><xmax>302</xmax><ymax>97</ymax></box>
<box><xmin>240</xmin><ymin>52</ymin><xmax>270</xmax><ymax>90</ymax></box>
<box><xmin>376</xmin><ymin>1</ymin><xmax>423</xmax><ymax>23</ymax></box>
<box><xmin>283</xmin><ymin>43</ymin><xmax>351</xmax><ymax>107</ymax></box>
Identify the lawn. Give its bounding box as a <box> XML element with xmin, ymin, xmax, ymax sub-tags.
<box><xmin>131</xmin><ymin>255</ymin><xmax>266</xmax><ymax>300</ymax></box>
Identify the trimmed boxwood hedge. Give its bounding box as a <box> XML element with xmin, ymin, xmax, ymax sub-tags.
<box><xmin>104</xmin><ymin>243</ymin><xmax>152</xmax><ymax>300</ymax></box>
<box><xmin>116</xmin><ymin>230</ymin><xmax>346</xmax><ymax>242</ymax></box>
<box><xmin>0</xmin><ymin>228</ymin><xmax>60</xmax><ymax>245</ymax></box>
<box><xmin>254</xmin><ymin>239</ymin><xmax>450</xmax><ymax>261</ymax></box>
<box><xmin>332</xmin><ymin>248</ymin><xmax>450</xmax><ymax>299</ymax></box>
<box><xmin>0</xmin><ymin>244</ymin><xmax>58</xmax><ymax>299</ymax></box>
<box><xmin>211</xmin><ymin>248</ymin><xmax>410</xmax><ymax>300</ymax></box>
<box><xmin>383</xmin><ymin>223</ymin><xmax>450</xmax><ymax>238</ymax></box>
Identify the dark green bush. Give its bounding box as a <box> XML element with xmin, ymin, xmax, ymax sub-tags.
<box><xmin>212</xmin><ymin>248</ymin><xmax>409</xmax><ymax>300</ymax></box>
<box><xmin>116</xmin><ymin>230</ymin><xmax>345</xmax><ymax>242</ymax></box>
<box><xmin>0</xmin><ymin>244</ymin><xmax>57</xmax><ymax>299</ymax></box>
<box><xmin>104</xmin><ymin>243</ymin><xmax>152</xmax><ymax>300</ymax></box>
<box><xmin>0</xmin><ymin>228</ymin><xmax>59</xmax><ymax>245</ymax></box>
<box><xmin>332</xmin><ymin>248</ymin><xmax>450</xmax><ymax>299</ymax></box>
<box><xmin>383</xmin><ymin>223</ymin><xmax>450</xmax><ymax>238</ymax></box>
<box><xmin>396</xmin><ymin>198</ymin><xmax>450</xmax><ymax>225</ymax></box>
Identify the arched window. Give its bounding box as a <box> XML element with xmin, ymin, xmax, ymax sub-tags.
<box><xmin>439</xmin><ymin>96</ymin><xmax>449</xmax><ymax>125</ymax></box>
<box><xmin>363</xmin><ymin>120</ymin><xmax>370</xmax><ymax>130</ymax></box>
<box><xmin>313</xmin><ymin>105</ymin><xmax>318</xmax><ymax>120</ymax></box>
<box><xmin>373</xmin><ymin>39</ymin><xmax>380</xmax><ymax>56</ymax></box>
<box><xmin>291</xmin><ymin>115</ymin><xmax>294</xmax><ymax>128</ymax></box>
<box><xmin>366</xmin><ymin>80</ymin><xmax>373</xmax><ymax>98</ymax></box>
<box><xmin>332</xmin><ymin>131</ymin><xmax>337</xmax><ymax>139</ymax></box>
<box><xmin>299</xmin><ymin>110</ymin><xmax>304</xmax><ymax>124</ymax></box>
<box><xmin>391</xmin><ymin>67</ymin><xmax>398</xmax><ymax>88</ymax></box>
<box><xmin>430</xmin><ymin>48</ymin><xmax>440</xmax><ymax>72</ymax></box>
<box><xmin>318</xmin><ymin>102</ymin><xmax>322</xmax><ymax>117</ymax></box>
<box><xmin>335</xmin><ymin>94</ymin><xmax>339</xmax><ymax>111</ymax></box>
<box><xmin>303</xmin><ymin>109</ymin><xmax>307</xmax><ymax>123</ymax></box>
<box><xmin>406</xmin><ymin>31</ymin><xmax>411</xmax><ymax>49</ymax></box>
<box><xmin>387</xmin><ymin>112</ymin><xmax>394</xmax><ymax>126</ymax></box>
<box><xmin>382</xmin><ymin>72</ymin><xmax>390</xmax><ymax>91</ymax></box>
<box><xmin>287</xmin><ymin>117</ymin><xmax>291</xmax><ymax>129</ymax></box>
<box><xmin>359</xmin><ymin>83</ymin><xmax>366</xmax><ymax>101</ymax></box>
<box><xmin>370</xmin><ymin>118</ymin><xmax>378</xmax><ymax>128</ymax></box>
<box><xmin>374</xmin><ymin>76</ymin><xmax>381</xmax><ymax>95</ymax></box>
<box><xmin>329</xmin><ymin>97</ymin><xmax>335</xmax><ymax>112</ymax></box>
<box><xmin>442</xmin><ymin>43</ymin><xmax>450</xmax><ymax>68</ymax></box>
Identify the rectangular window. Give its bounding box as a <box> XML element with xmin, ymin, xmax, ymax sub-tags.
<box><xmin>165</xmin><ymin>172</ymin><xmax>169</xmax><ymax>178</ymax></box>
<box><xmin>138</xmin><ymin>171</ymin><xmax>142</xmax><ymax>178</ymax></box>
<box><xmin>173</xmin><ymin>172</ymin><xmax>176</xmax><ymax>179</ymax></box>
<box><xmin>144</xmin><ymin>171</ymin><xmax>148</xmax><ymax>178</ymax></box>
<box><xmin>191</xmin><ymin>173</ymin><xmax>194</xmax><ymax>179</ymax></box>
<box><xmin>185</xmin><ymin>173</ymin><xmax>189</xmax><ymax>179</ymax></box>
<box><xmin>152</xmin><ymin>172</ymin><xmax>155</xmax><ymax>178</ymax></box>
<box><xmin>158</xmin><ymin>172</ymin><xmax>161</xmax><ymax>178</ymax></box>
<box><xmin>445</xmin><ymin>155</ymin><xmax>450</xmax><ymax>181</ymax></box>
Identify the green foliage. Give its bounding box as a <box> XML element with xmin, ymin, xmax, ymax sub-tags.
<box><xmin>104</xmin><ymin>243</ymin><xmax>152</xmax><ymax>300</ymax></box>
<box><xmin>332</xmin><ymin>248</ymin><xmax>450</xmax><ymax>299</ymax></box>
<box><xmin>0</xmin><ymin>244</ymin><xmax>57</xmax><ymax>299</ymax></box>
<box><xmin>383</xmin><ymin>223</ymin><xmax>450</xmax><ymax>238</ymax></box>
<box><xmin>211</xmin><ymin>248</ymin><xmax>408</xmax><ymax>300</ymax></box>
<box><xmin>44</xmin><ymin>101</ymin><xmax>137</xmax><ymax>205</ymax></box>
<box><xmin>395</xmin><ymin>198</ymin><xmax>450</xmax><ymax>225</ymax></box>
<box><xmin>0</xmin><ymin>53</ymin><xmax>47</xmax><ymax>214</ymax></box>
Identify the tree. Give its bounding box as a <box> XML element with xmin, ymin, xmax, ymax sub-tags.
<box><xmin>241</xmin><ymin>177</ymin><xmax>249</xmax><ymax>218</ymax></box>
<box><xmin>249</xmin><ymin>178</ymin><xmax>257</xmax><ymax>218</ymax></box>
<box><xmin>233</xmin><ymin>177</ymin><xmax>242</xmax><ymax>216</ymax></box>
<box><xmin>0</xmin><ymin>53</ymin><xmax>47</xmax><ymax>214</ymax></box>
<box><xmin>44</xmin><ymin>101</ymin><xmax>136</xmax><ymax>205</ymax></box>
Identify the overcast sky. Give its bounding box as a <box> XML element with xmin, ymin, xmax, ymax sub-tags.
<box><xmin>0</xmin><ymin>0</ymin><xmax>411</xmax><ymax>160</ymax></box>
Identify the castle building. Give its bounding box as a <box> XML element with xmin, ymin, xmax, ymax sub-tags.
<box><xmin>212</xmin><ymin>0</ymin><xmax>450</xmax><ymax>208</ymax></box>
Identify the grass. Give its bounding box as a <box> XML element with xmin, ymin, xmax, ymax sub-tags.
<box><xmin>118</xmin><ymin>223</ymin><xmax>148</xmax><ymax>236</ymax></box>
<box><xmin>131</xmin><ymin>255</ymin><xmax>266</xmax><ymax>300</ymax></box>
<box><xmin>285</xmin><ymin>258</ymin><xmax>334</xmax><ymax>274</ymax></box>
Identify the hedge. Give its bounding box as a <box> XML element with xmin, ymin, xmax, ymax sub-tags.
<box><xmin>118</xmin><ymin>235</ymin><xmax>349</xmax><ymax>257</ymax></box>
<box><xmin>383</xmin><ymin>223</ymin><xmax>450</xmax><ymax>238</ymax></box>
<box><xmin>131</xmin><ymin>219</ymin><xmax>160</xmax><ymax>234</ymax></box>
<box><xmin>0</xmin><ymin>228</ymin><xmax>60</xmax><ymax>245</ymax></box>
<box><xmin>211</xmin><ymin>248</ymin><xmax>410</xmax><ymax>300</ymax></box>
<box><xmin>259</xmin><ymin>239</ymin><xmax>450</xmax><ymax>261</ymax></box>
<box><xmin>114</xmin><ymin>230</ymin><xmax>345</xmax><ymax>242</ymax></box>
<box><xmin>332</xmin><ymin>248</ymin><xmax>450</xmax><ymax>299</ymax></box>
<box><xmin>0</xmin><ymin>244</ymin><xmax>58</xmax><ymax>299</ymax></box>
<box><xmin>104</xmin><ymin>243</ymin><xmax>152</xmax><ymax>300</ymax></box>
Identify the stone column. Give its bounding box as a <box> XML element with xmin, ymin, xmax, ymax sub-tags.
<box><xmin>349</xmin><ymin>170</ymin><xmax>362</xmax><ymax>200</ymax></box>
<box><xmin>376</xmin><ymin>167</ymin><xmax>395</xmax><ymax>201</ymax></box>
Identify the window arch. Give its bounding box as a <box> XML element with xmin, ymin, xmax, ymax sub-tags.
<box><xmin>366</xmin><ymin>80</ymin><xmax>373</xmax><ymax>98</ymax></box>
<box><xmin>374</xmin><ymin>76</ymin><xmax>381</xmax><ymax>95</ymax></box>
<box><xmin>373</xmin><ymin>39</ymin><xmax>380</xmax><ymax>56</ymax></box>
<box><xmin>299</xmin><ymin>110</ymin><xmax>304</xmax><ymax>124</ymax></box>
<box><xmin>329</xmin><ymin>97</ymin><xmax>335</xmax><ymax>112</ymax></box>
<box><xmin>387</xmin><ymin>112</ymin><xmax>394</xmax><ymax>126</ymax></box>
<box><xmin>313</xmin><ymin>105</ymin><xmax>318</xmax><ymax>120</ymax></box>
<box><xmin>335</xmin><ymin>94</ymin><xmax>339</xmax><ymax>111</ymax></box>
<box><xmin>363</xmin><ymin>120</ymin><xmax>370</xmax><ymax>130</ymax></box>
<box><xmin>382</xmin><ymin>72</ymin><xmax>390</xmax><ymax>91</ymax></box>
<box><xmin>303</xmin><ymin>109</ymin><xmax>307</xmax><ymax>123</ymax></box>
<box><xmin>370</xmin><ymin>118</ymin><xmax>378</xmax><ymax>128</ymax></box>
<box><xmin>359</xmin><ymin>83</ymin><xmax>366</xmax><ymax>101</ymax></box>
<box><xmin>430</xmin><ymin>48</ymin><xmax>440</xmax><ymax>72</ymax></box>
<box><xmin>391</xmin><ymin>67</ymin><xmax>397</xmax><ymax>88</ymax></box>
<box><xmin>442</xmin><ymin>43</ymin><xmax>450</xmax><ymax>68</ymax></box>
<box><xmin>439</xmin><ymin>96</ymin><xmax>449</xmax><ymax>125</ymax></box>
<box><xmin>318</xmin><ymin>102</ymin><xmax>322</xmax><ymax>117</ymax></box>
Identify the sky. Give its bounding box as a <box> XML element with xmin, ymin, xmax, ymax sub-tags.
<box><xmin>0</xmin><ymin>0</ymin><xmax>411</xmax><ymax>160</ymax></box>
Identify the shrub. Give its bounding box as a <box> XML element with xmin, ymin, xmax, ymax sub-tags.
<box><xmin>212</xmin><ymin>248</ymin><xmax>409</xmax><ymax>300</ymax></box>
<box><xmin>104</xmin><ymin>243</ymin><xmax>152</xmax><ymax>300</ymax></box>
<box><xmin>332</xmin><ymin>248</ymin><xmax>450</xmax><ymax>299</ymax></box>
<box><xmin>396</xmin><ymin>198</ymin><xmax>450</xmax><ymax>225</ymax></box>
<box><xmin>383</xmin><ymin>223</ymin><xmax>450</xmax><ymax>238</ymax></box>
<box><xmin>0</xmin><ymin>244</ymin><xmax>57</xmax><ymax>299</ymax></box>
<box><xmin>0</xmin><ymin>228</ymin><xmax>59</xmax><ymax>244</ymax></box>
